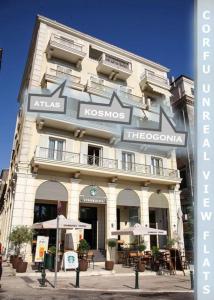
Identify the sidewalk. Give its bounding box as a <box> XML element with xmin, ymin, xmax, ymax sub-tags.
<box><xmin>14</xmin><ymin>261</ymin><xmax>189</xmax><ymax>278</ymax></box>
<box><xmin>2</xmin><ymin>262</ymin><xmax>193</xmax><ymax>293</ymax></box>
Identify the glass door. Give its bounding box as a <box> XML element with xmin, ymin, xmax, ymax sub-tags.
<box><xmin>48</xmin><ymin>138</ymin><xmax>64</xmax><ymax>160</ymax></box>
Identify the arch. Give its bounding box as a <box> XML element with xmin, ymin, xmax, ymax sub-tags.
<box><xmin>149</xmin><ymin>193</ymin><xmax>169</xmax><ymax>208</ymax></box>
<box><xmin>79</xmin><ymin>185</ymin><xmax>107</xmax><ymax>204</ymax></box>
<box><xmin>35</xmin><ymin>180</ymin><xmax>68</xmax><ymax>202</ymax></box>
<box><xmin>117</xmin><ymin>189</ymin><xmax>140</xmax><ymax>207</ymax></box>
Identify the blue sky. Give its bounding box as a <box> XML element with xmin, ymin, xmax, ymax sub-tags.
<box><xmin>0</xmin><ymin>0</ymin><xmax>194</xmax><ymax>170</ymax></box>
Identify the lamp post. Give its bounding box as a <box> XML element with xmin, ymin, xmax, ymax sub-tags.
<box><xmin>189</xmin><ymin>264</ymin><xmax>194</xmax><ymax>290</ymax></box>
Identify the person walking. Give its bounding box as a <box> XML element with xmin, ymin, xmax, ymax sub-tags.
<box><xmin>0</xmin><ymin>242</ymin><xmax>2</xmax><ymax>288</ymax></box>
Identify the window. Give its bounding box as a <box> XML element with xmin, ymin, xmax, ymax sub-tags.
<box><xmin>122</xmin><ymin>152</ymin><xmax>135</xmax><ymax>171</ymax></box>
<box><xmin>151</xmin><ymin>157</ymin><xmax>163</xmax><ymax>175</ymax></box>
<box><xmin>87</xmin><ymin>145</ymin><xmax>102</xmax><ymax>166</ymax></box>
<box><xmin>48</xmin><ymin>138</ymin><xmax>64</xmax><ymax>160</ymax></box>
<box><xmin>191</xmin><ymin>88</ymin><xmax>194</xmax><ymax>96</ymax></box>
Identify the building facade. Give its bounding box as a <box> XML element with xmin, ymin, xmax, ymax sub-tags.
<box><xmin>0</xmin><ymin>16</ymin><xmax>184</xmax><ymax>261</ymax></box>
<box><xmin>170</xmin><ymin>75</ymin><xmax>194</xmax><ymax>251</ymax></box>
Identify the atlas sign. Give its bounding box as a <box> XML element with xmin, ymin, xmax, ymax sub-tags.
<box><xmin>28</xmin><ymin>82</ymin><xmax>67</xmax><ymax>113</ymax></box>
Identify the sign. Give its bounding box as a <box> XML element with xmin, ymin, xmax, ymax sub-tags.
<box><xmin>77</xmin><ymin>92</ymin><xmax>133</xmax><ymax>124</ymax></box>
<box><xmin>28</xmin><ymin>82</ymin><xmax>67</xmax><ymax>113</ymax></box>
<box><xmin>79</xmin><ymin>196</ymin><xmax>106</xmax><ymax>204</ymax></box>
<box><xmin>122</xmin><ymin>108</ymin><xmax>187</xmax><ymax>147</ymax></box>
<box><xmin>35</xmin><ymin>236</ymin><xmax>49</xmax><ymax>263</ymax></box>
<box><xmin>63</xmin><ymin>251</ymin><xmax>78</xmax><ymax>271</ymax></box>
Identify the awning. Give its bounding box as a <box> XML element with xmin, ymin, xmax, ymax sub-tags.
<box><xmin>117</xmin><ymin>189</ymin><xmax>140</xmax><ymax>207</ymax></box>
<box><xmin>36</xmin><ymin>180</ymin><xmax>68</xmax><ymax>202</ymax></box>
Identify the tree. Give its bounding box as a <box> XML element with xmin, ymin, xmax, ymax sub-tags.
<box><xmin>9</xmin><ymin>226</ymin><xmax>34</xmax><ymax>257</ymax></box>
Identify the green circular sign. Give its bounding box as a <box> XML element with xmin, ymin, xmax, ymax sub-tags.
<box><xmin>90</xmin><ymin>187</ymin><xmax>97</xmax><ymax>196</ymax></box>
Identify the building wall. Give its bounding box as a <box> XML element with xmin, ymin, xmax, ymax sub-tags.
<box><xmin>0</xmin><ymin>16</ymin><xmax>184</xmax><ymax>260</ymax></box>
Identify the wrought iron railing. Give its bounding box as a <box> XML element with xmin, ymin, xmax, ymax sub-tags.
<box><xmin>35</xmin><ymin>147</ymin><xmax>179</xmax><ymax>179</ymax></box>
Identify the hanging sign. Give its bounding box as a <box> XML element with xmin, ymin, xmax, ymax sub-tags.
<box><xmin>35</xmin><ymin>236</ymin><xmax>49</xmax><ymax>263</ymax></box>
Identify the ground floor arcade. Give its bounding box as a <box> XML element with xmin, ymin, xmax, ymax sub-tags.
<box><xmin>0</xmin><ymin>172</ymin><xmax>184</xmax><ymax>261</ymax></box>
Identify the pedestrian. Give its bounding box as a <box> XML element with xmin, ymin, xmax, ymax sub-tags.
<box><xmin>0</xmin><ymin>242</ymin><xmax>2</xmax><ymax>288</ymax></box>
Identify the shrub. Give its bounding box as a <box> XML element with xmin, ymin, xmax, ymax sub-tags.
<box><xmin>78</xmin><ymin>239</ymin><xmax>90</xmax><ymax>253</ymax></box>
<box><xmin>138</xmin><ymin>244</ymin><xmax>146</xmax><ymax>252</ymax></box>
<box><xmin>107</xmin><ymin>239</ymin><xmax>117</xmax><ymax>261</ymax></box>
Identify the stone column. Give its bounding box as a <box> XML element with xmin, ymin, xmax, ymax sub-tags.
<box><xmin>10</xmin><ymin>172</ymin><xmax>36</xmax><ymax>262</ymax></box>
<box><xmin>67</xmin><ymin>179</ymin><xmax>81</xmax><ymax>250</ymax></box>
<box><xmin>106</xmin><ymin>183</ymin><xmax>117</xmax><ymax>261</ymax></box>
<box><xmin>140</xmin><ymin>186</ymin><xmax>150</xmax><ymax>250</ymax></box>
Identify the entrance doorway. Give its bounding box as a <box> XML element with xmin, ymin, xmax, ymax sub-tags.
<box><xmin>80</xmin><ymin>206</ymin><xmax>97</xmax><ymax>249</ymax></box>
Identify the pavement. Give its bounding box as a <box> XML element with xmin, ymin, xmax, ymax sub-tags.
<box><xmin>0</xmin><ymin>262</ymin><xmax>194</xmax><ymax>299</ymax></box>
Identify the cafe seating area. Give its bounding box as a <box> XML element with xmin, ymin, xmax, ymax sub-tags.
<box><xmin>116</xmin><ymin>247</ymin><xmax>192</xmax><ymax>275</ymax></box>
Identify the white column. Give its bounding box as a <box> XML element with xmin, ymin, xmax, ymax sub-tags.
<box><xmin>67</xmin><ymin>179</ymin><xmax>81</xmax><ymax>250</ymax></box>
<box><xmin>106</xmin><ymin>183</ymin><xmax>117</xmax><ymax>260</ymax></box>
<box><xmin>140</xmin><ymin>186</ymin><xmax>150</xmax><ymax>250</ymax></box>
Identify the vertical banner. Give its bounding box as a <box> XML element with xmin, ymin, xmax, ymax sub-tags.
<box><xmin>197</xmin><ymin>0</ymin><xmax>214</xmax><ymax>298</ymax></box>
<box><xmin>35</xmin><ymin>236</ymin><xmax>49</xmax><ymax>263</ymax></box>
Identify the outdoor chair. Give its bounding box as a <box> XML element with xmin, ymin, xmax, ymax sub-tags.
<box><xmin>86</xmin><ymin>250</ymin><xmax>94</xmax><ymax>269</ymax></box>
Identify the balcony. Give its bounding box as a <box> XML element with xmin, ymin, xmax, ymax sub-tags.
<box><xmin>97</xmin><ymin>53</ymin><xmax>132</xmax><ymax>80</ymax></box>
<box><xmin>33</xmin><ymin>147</ymin><xmax>180</xmax><ymax>184</ymax></box>
<box><xmin>140</xmin><ymin>70</ymin><xmax>170</xmax><ymax>92</ymax></box>
<box><xmin>86</xmin><ymin>78</ymin><xmax>145</xmax><ymax>107</ymax></box>
<box><xmin>42</xmin><ymin>67</ymin><xmax>84</xmax><ymax>91</ymax></box>
<box><xmin>47</xmin><ymin>34</ymin><xmax>86</xmax><ymax>65</ymax></box>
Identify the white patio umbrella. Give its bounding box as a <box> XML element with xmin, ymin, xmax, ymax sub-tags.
<box><xmin>32</xmin><ymin>215</ymin><xmax>92</xmax><ymax>230</ymax></box>
<box><xmin>177</xmin><ymin>207</ymin><xmax>184</xmax><ymax>251</ymax></box>
<box><xmin>32</xmin><ymin>215</ymin><xmax>91</xmax><ymax>288</ymax></box>
<box><xmin>112</xmin><ymin>223</ymin><xmax>167</xmax><ymax>236</ymax></box>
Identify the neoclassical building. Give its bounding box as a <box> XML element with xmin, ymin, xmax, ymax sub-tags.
<box><xmin>0</xmin><ymin>15</ymin><xmax>184</xmax><ymax>261</ymax></box>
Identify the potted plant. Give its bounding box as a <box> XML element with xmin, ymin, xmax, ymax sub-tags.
<box><xmin>105</xmin><ymin>239</ymin><xmax>117</xmax><ymax>271</ymax></box>
<box><xmin>78</xmin><ymin>239</ymin><xmax>89</xmax><ymax>271</ymax></box>
<box><xmin>137</xmin><ymin>243</ymin><xmax>146</xmax><ymax>272</ymax></box>
<box><xmin>9</xmin><ymin>225</ymin><xmax>33</xmax><ymax>273</ymax></box>
<box><xmin>151</xmin><ymin>246</ymin><xmax>160</xmax><ymax>272</ymax></box>
<box><xmin>166</xmin><ymin>238</ymin><xmax>176</xmax><ymax>249</ymax></box>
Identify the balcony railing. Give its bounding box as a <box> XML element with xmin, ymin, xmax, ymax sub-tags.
<box><xmin>99</xmin><ymin>53</ymin><xmax>132</xmax><ymax>72</ymax></box>
<box><xmin>35</xmin><ymin>147</ymin><xmax>179</xmax><ymax>179</ymax></box>
<box><xmin>87</xmin><ymin>78</ymin><xmax>144</xmax><ymax>104</ymax></box>
<box><xmin>49</xmin><ymin>34</ymin><xmax>85</xmax><ymax>54</ymax></box>
<box><xmin>141</xmin><ymin>70</ymin><xmax>169</xmax><ymax>87</ymax></box>
<box><xmin>46</xmin><ymin>68</ymin><xmax>81</xmax><ymax>84</ymax></box>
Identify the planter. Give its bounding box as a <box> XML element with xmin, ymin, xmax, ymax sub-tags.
<box><xmin>152</xmin><ymin>261</ymin><xmax>160</xmax><ymax>272</ymax></box>
<box><xmin>10</xmin><ymin>255</ymin><xmax>15</xmax><ymax>264</ymax></box>
<box><xmin>12</xmin><ymin>257</ymin><xmax>22</xmax><ymax>269</ymax></box>
<box><xmin>105</xmin><ymin>261</ymin><xmax>114</xmax><ymax>271</ymax></box>
<box><xmin>79</xmin><ymin>259</ymin><xmax>88</xmax><ymax>271</ymax></box>
<box><xmin>138</xmin><ymin>261</ymin><xmax>145</xmax><ymax>272</ymax></box>
<box><xmin>16</xmin><ymin>261</ymin><xmax>28</xmax><ymax>273</ymax></box>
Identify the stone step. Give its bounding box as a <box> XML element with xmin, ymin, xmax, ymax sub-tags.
<box><xmin>92</xmin><ymin>249</ymin><xmax>106</xmax><ymax>262</ymax></box>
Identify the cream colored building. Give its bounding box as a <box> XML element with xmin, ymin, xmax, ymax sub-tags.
<box><xmin>0</xmin><ymin>15</ymin><xmax>184</xmax><ymax>261</ymax></box>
